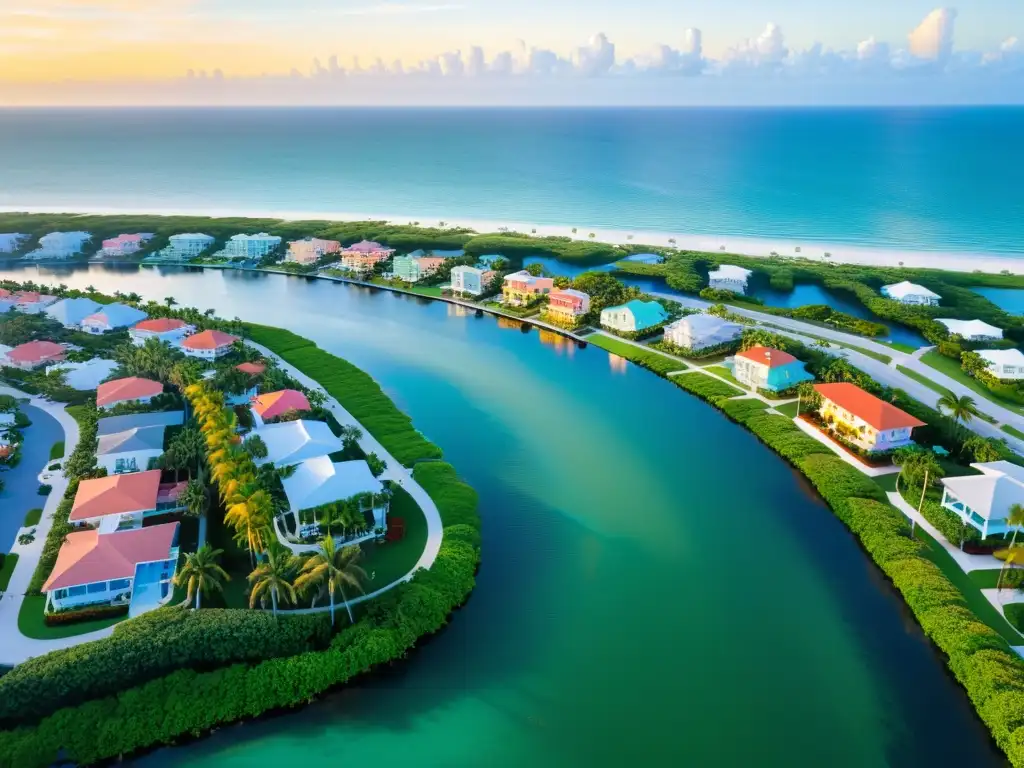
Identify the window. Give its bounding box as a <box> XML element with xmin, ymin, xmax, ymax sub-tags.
<box><xmin>87</xmin><ymin>582</ymin><xmax>108</xmax><ymax>594</ymax></box>
<box><xmin>67</xmin><ymin>585</ymin><xmax>87</xmax><ymax>597</ymax></box>
<box><xmin>109</xmin><ymin>579</ymin><xmax>131</xmax><ymax>591</ymax></box>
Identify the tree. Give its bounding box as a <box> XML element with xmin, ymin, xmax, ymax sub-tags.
<box><xmin>165</xmin><ymin>296</ymin><xmax>177</xmax><ymax>308</ymax></box>
<box><xmin>174</xmin><ymin>545</ymin><xmax>229</xmax><ymax>609</ymax></box>
<box><xmin>997</xmin><ymin>506</ymin><xmax>1024</xmax><ymax>590</ymax></box>
<box><xmin>365</xmin><ymin>452</ymin><xmax>387</xmax><ymax>477</ymax></box>
<box><xmin>248</xmin><ymin>547</ymin><xmax>297</xmax><ymax>618</ymax></box>
<box><xmin>179</xmin><ymin>476</ymin><xmax>209</xmax><ymax>518</ymax></box>
<box><xmin>244</xmin><ymin>434</ymin><xmax>268</xmax><ymax>460</ymax></box>
<box><xmin>959</xmin><ymin>435</ymin><xmax>1004</xmax><ymax>464</ymax></box>
<box><xmin>936</xmin><ymin>390</ymin><xmax>980</xmax><ymax>425</ymax></box>
<box><xmin>293</xmin><ymin>538</ymin><xmax>367</xmax><ymax>625</ymax></box>
<box><xmin>525</xmin><ymin>263</ymin><xmax>544</xmax><ymax>277</ymax></box>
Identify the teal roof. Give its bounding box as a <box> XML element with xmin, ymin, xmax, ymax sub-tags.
<box><xmin>622</xmin><ymin>300</ymin><xmax>668</xmax><ymax>329</ymax></box>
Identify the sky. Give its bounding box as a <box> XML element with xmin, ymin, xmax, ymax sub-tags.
<box><xmin>0</xmin><ymin>0</ymin><xmax>1022</xmax><ymax>105</ymax></box>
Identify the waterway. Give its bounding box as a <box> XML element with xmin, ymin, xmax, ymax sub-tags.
<box><xmin>0</xmin><ymin>263</ymin><xmax>1001</xmax><ymax>767</ymax></box>
<box><xmin>973</xmin><ymin>288</ymin><xmax>1024</xmax><ymax>316</ymax></box>
<box><xmin>0</xmin><ymin>404</ymin><xmax>61</xmax><ymax>553</ymax></box>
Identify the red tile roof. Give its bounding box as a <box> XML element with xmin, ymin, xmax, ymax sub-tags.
<box><xmin>251</xmin><ymin>389</ymin><xmax>311</xmax><ymax>420</ymax></box>
<box><xmin>133</xmin><ymin>318</ymin><xmax>187</xmax><ymax>333</ymax></box>
<box><xmin>96</xmin><ymin>376</ymin><xmax>163</xmax><ymax>408</ymax></box>
<box><xmin>814</xmin><ymin>383</ymin><xmax>926</xmax><ymax>431</ymax></box>
<box><xmin>70</xmin><ymin>469</ymin><xmax>162</xmax><ymax>522</ymax></box>
<box><xmin>6</xmin><ymin>340</ymin><xmax>65</xmax><ymax>364</ymax></box>
<box><xmin>181</xmin><ymin>329</ymin><xmax>238</xmax><ymax>350</ymax></box>
<box><xmin>236</xmin><ymin>361</ymin><xmax>267</xmax><ymax>375</ymax></box>
<box><xmin>736</xmin><ymin>346</ymin><xmax>797</xmax><ymax>368</ymax></box>
<box><xmin>43</xmin><ymin>522</ymin><xmax>178</xmax><ymax>592</ymax></box>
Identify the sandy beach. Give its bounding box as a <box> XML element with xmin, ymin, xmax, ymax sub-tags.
<box><xmin>8</xmin><ymin>204</ymin><xmax>1024</xmax><ymax>275</ymax></box>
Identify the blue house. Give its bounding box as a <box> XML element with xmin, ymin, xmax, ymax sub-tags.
<box><xmin>730</xmin><ymin>346</ymin><xmax>814</xmax><ymax>392</ymax></box>
<box><xmin>600</xmin><ymin>300</ymin><xmax>668</xmax><ymax>333</ymax></box>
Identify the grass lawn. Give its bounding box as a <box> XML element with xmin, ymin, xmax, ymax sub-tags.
<box><xmin>23</xmin><ymin>508</ymin><xmax>42</xmax><ymax>527</ymax></box>
<box><xmin>48</xmin><ymin>441</ymin><xmax>64</xmax><ymax>460</ymax></box>
<box><xmin>873</xmin><ymin>474</ymin><xmax>899</xmax><ymax>493</ymax></box>
<box><xmin>895</xmin><ymin>365</ymin><xmax>999</xmax><ymax>424</ymax></box>
<box><xmin>64</xmin><ymin>404</ymin><xmax>94</xmax><ymax>428</ymax></box>
<box><xmin>773</xmin><ymin>401</ymin><xmax>801</xmax><ymax>418</ymax></box>
<box><xmin>882</xmin><ymin>340</ymin><xmax>920</xmax><ymax>354</ymax></box>
<box><xmin>967</xmin><ymin>569</ymin><xmax>1018</xmax><ymax>589</ymax></box>
<box><xmin>17</xmin><ymin>595</ymin><xmax>126</xmax><ymax>639</ymax></box>
<box><xmin>587</xmin><ymin>334</ymin><xmax>690</xmax><ymax>376</ymax></box>
<box><xmin>1003</xmin><ymin>424</ymin><xmax>1024</xmax><ymax>441</ymax></box>
<box><xmin>705</xmin><ymin>365</ymin><xmax>743</xmax><ymax>387</ymax></box>
<box><xmin>0</xmin><ymin>553</ymin><xmax>18</xmax><ymax>592</ymax></box>
<box><xmin>921</xmin><ymin>350</ymin><xmax>1024</xmax><ymax>416</ymax></box>
<box><xmin>355</xmin><ymin>485</ymin><xmax>429</xmax><ymax>591</ymax></box>
<box><xmin>843</xmin><ymin>344</ymin><xmax>892</xmax><ymax>365</ymax></box>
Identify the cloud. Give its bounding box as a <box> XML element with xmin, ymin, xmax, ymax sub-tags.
<box><xmin>724</xmin><ymin>22</ymin><xmax>788</xmax><ymax>70</ymax></box>
<box><xmin>631</xmin><ymin>28</ymin><xmax>704</xmax><ymax>75</ymax></box>
<box><xmin>908</xmin><ymin>7</ymin><xmax>957</xmax><ymax>62</ymax></box>
<box><xmin>573</xmin><ymin>33</ymin><xmax>615</xmax><ymax>77</ymax></box>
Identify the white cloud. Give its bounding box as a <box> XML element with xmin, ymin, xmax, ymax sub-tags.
<box><xmin>631</xmin><ymin>28</ymin><xmax>704</xmax><ymax>75</ymax></box>
<box><xmin>908</xmin><ymin>7</ymin><xmax>957</xmax><ymax>62</ymax></box>
<box><xmin>724</xmin><ymin>22</ymin><xmax>788</xmax><ymax>69</ymax></box>
<box><xmin>857</xmin><ymin>36</ymin><xmax>890</xmax><ymax>63</ymax></box>
<box><xmin>573</xmin><ymin>33</ymin><xmax>615</xmax><ymax>77</ymax></box>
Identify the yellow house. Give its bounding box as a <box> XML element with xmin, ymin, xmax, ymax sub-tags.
<box><xmin>502</xmin><ymin>270</ymin><xmax>554</xmax><ymax>307</ymax></box>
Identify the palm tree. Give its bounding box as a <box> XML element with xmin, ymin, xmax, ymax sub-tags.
<box><xmin>293</xmin><ymin>538</ymin><xmax>367</xmax><ymax>625</ymax></box>
<box><xmin>165</xmin><ymin>296</ymin><xmax>178</xmax><ymax>308</ymax></box>
<box><xmin>174</xmin><ymin>545</ymin><xmax>230</xmax><ymax>609</ymax></box>
<box><xmin>179</xmin><ymin>476</ymin><xmax>209</xmax><ymax>518</ymax></box>
<box><xmin>248</xmin><ymin>548</ymin><xmax>297</xmax><ymax>618</ymax></box>
<box><xmin>936</xmin><ymin>390</ymin><xmax>980</xmax><ymax>425</ymax></box>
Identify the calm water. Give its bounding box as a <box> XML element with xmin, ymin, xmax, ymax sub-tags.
<box><xmin>0</xmin><ymin>263</ymin><xmax>1000</xmax><ymax>767</ymax></box>
<box><xmin>974</xmin><ymin>288</ymin><xmax>1024</xmax><ymax>316</ymax></box>
<box><xmin>0</xmin><ymin>405</ymin><xmax>60</xmax><ymax>552</ymax></box>
<box><xmin>1</xmin><ymin>108</ymin><xmax>1023</xmax><ymax>257</ymax></box>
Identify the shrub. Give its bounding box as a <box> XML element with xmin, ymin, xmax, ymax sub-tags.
<box><xmin>36</xmin><ymin>484</ymin><xmax>51</xmax><ymax>496</ymax></box>
<box><xmin>584</xmin><ymin>335</ymin><xmax>683</xmax><ymax>377</ymax></box>
<box><xmin>796</xmin><ymin>454</ymin><xmax>886</xmax><ymax>506</ymax></box>
<box><xmin>671</xmin><ymin>373</ymin><xmax>742</xmax><ymax>403</ymax></box>
<box><xmin>43</xmin><ymin>605</ymin><xmax>128</xmax><ymax>626</ymax></box>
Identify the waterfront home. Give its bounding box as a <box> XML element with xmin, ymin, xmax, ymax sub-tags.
<box><xmin>340</xmin><ymin>240</ymin><xmax>395</xmax><ymax>272</ymax></box>
<box><xmin>250</xmin><ymin>389</ymin><xmax>311</xmax><ymax>427</ymax></box>
<box><xmin>80</xmin><ymin>302</ymin><xmax>148</xmax><ymax>334</ymax></box>
<box><xmin>977</xmin><ymin>349</ymin><xmax>1024</xmax><ymax>381</ymax></box>
<box><xmin>881</xmin><ymin>281</ymin><xmax>941</xmax><ymax>306</ymax></box>
<box><xmin>941</xmin><ymin>461</ymin><xmax>1024</xmax><ymax>539</ymax></box>
<box><xmin>181</xmin><ymin>329</ymin><xmax>239</xmax><ymax>360</ymax></box>
<box><xmin>130</xmin><ymin>317</ymin><xmax>195</xmax><ymax>347</ymax></box>
<box><xmin>2</xmin><ymin>340</ymin><xmax>66</xmax><ymax>370</ymax></box>
<box><xmin>392</xmin><ymin>254</ymin><xmax>448</xmax><ymax>283</ymax></box>
<box><xmin>99</xmin><ymin>233</ymin><xmax>153</xmax><ymax>257</ymax></box>
<box><xmin>69</xmin><ymin>469</ymin><xmax>186</xmax><ymax>528</ymax></box>
<box><xmin>97</xmin><ymin>424</ymin><xmax>167</xmax><ymax>475</ymax></box>
<box><xmin>281</xmin><ymin>456</ymin><xmax>389</xmax><ymax>536</ymax></box>
<box><xmin>42</xmin><ymin>522</ymin><xmax>180</xmax><ymax>617</ymax></box>
<box><xmin>546</xmin><ymin>289</ymin><xmax>591</xmax><ymax>325</ymax></box>
<box><xmin>0</xmin><ymin>233</ymin><xmax>29</xmax><ymax>253</ymax></box>
<box><xmin>45</xmin><ymin>297</ymin><xmax>102</xmax><ymax>328</ymax></box>
<box><xmin>47</xmin><ymin>358</ymin><xmax>119</xmax><ymax>391</ymax></box>
<box><xmin>25</xmin><ymin>231</ymin><xmax>91</xmax><ymax>260</ymax></box>
<box><xmin>708</xmin><ymin>265</ymin><xmax>753</xmax><ymax>294</ymax></box>
<box><xmin>219</xmin><ymin>233</ymin><xmax>283</xmax><ymax>260</ymax></box>
<box><xmin>97</xmin><ymin>376</ymin><xmax>164</xmax><ymax>410</ymax></box>
<box><xmin>599</xmin><ymin>300</ymin><xmax>668</xmax><ymax>333</ymax></box>
<box><xmin>5</xmin><ymin>290</ymin><xmax>58</xmax><ymax>314</ymax></box>
<box><xmin>813</xmin><ymin>382</ymin><xmax>925</xmax><ymax>453</ymax></box>
<box><xmin>287</xmin><ymin>237</ymin><xmax>341</xmax><ymax>265</ymax></box>
<box><xmin>937</xmin><ymin>318</ymin><xmax>1003</xmax><ymax>341</ymax></box>
<box><xmin>663</xmin><ymin>314</ymin><xmax>743</xmax><ymax>350</ymax></box>
<box><xmin>97</xmin><ymin>410</ymin><xmax>184</xmax><ymax>437</ymax></box>
<box><xmin>450</xmin><ymin>265</ymin><xmax>491</xmax><ymax>296</ymax></box>
<box><xmin>730</xmin><ymin>346</ymin><xmax>814</xmax><ymax>392</ymax></box>
<box><xmin>251</xmin><ymin>419</ymin><xmax>343</xmax><ymax>468</ymax></box>
<box><xmin>502</xmin><ymin>270</ymin><xmax>554</xmax><ymax>307</ymax></box>
<box><xmin>157</xmin><ymin>233</ymin><xmax>215</xmax><ymax>260</ymax></box>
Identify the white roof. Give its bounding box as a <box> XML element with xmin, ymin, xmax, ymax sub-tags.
<box><xmin>282</xmin><ymin>456</ymin><xmax>383</xmax><ymax>512</ymax></box>
<box><xmin>709</xmin><ymin>265</ymin><xmax>752</xmax><ymax>281</ymax></box>
<box><xmin>451</xmin><ymin>265</ymin><xmax>484</xmax><ymax>275</ymax></box>
<box><xmin>669</xmin><ymin>313</ymin><xmax>743</xmax><ymax>334</ymax></box>
<box><xmin>252</xmin><ymin>419</ymin><xmax>343</xmax><ymax>468</ymax></box>
<box><xmin>882</xmin><ymin>281</ymin><xmax>941</xmax><ymax>299</ymax></box>
<box><xmin>937</xmin><ymin>319</ymin><xmax>1003</xmax><ymax>339</ymax></box>
<box><xmin>942</xmin><ymin>462</ymin><xmax>1024</xmax><ymax>521</ymax></box>
<box><xmin>170</xmin><ymin>233</ymin><xmax>214</xmax><ymax>241</ymax></box>
<box><xmin>557</xmin><ymin>289</ymin><xmax>590</xmax><ymax>300</ymax></box>
<box><xmin>0</xmin><ymin>412</ymin><xmax>15</xmax><ymax>426</ymax></box>
<box><xmin>83</xmin><ymin>303</ymin><xmax>148</xmax><ymax>328</ymax></box>
<box><xmin>47</xmin><ymin>359</ymin><xmax>119</xmax><ymax>390</ymax></box>
<box><xmin>978</xmin><ymin>349</ymin><xmax>1024</xmax><ymax>368</ymax></box>
<box><xmin>46</xmin><ymin>297</ymin><xmax>103</xmax><ymax>326</ymax></box>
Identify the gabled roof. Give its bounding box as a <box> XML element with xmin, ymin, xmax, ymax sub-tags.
<box><xmin>45</xmin><ymin>297</ymin><xmax>102</xmax><ymax>326</ymax></box>
<box><xmin>96</xmin><ymin>376</ymin><xmax>163</xmax><ymax>408</ymax></box>
<box><xmin>670</xmin><ymin>314</ymin><xmax>743</xmax><ymax>335</ymax></box>
<box><xmin>236</xmin><ymin>361</ymin><xmax>267</xmax><ymax>375</ymax></box>
<box><xmin>181</xmin><ymin>329</ymin><xmax>238</xmax><ymax>350</ymax></box>
<box><xmin>551</xmin><ymin>288</ymin><xmax>589</xmax><ymax>302</ymax></box>
<box><xmin>937</xmin><ymin>319</ymin><xmax>1003</xmax><ymax>339</ymax></box>
<box><xmin>70</xmin><ymin>469</ymin><xmax>163</xmax><ymax>521</ymax></box>
<box><xmin>133</xmin><ymin>317</ymin><xmax>188</xmax><ymax>333</ymax></box>
<box><xmin>251</xmin><ymin>389</ymin><xmax>311</xmax><ymax>421</ymax></box>
<box><xmin>97</xmin><ymin>425</ymin><xmax>166</xmax><ymax>456</ymax></box>
<box><xmin>344</xmin><ymin>240</ymin><xmax>391</xmax><ymax>253</ymax></box>
<box><xmin>252</xmin><ymin>419</ymin><xmax>343</xmax><ymax>467</ymax></box>
<box><xmin>941</xmin><ymin>464</ymin><xmax>1024</xmax><ymax>522</ymax></box>
<box><xmin>737</xmin><ymin>346</ymin><xmax>798</xmax><ymax>368</ymax></box>
<box><xmin>814</xmin><ymin>383</ymin><xmax>926</xmax><ymax>431</ymax></box>
<box><xmin>882</xmin><ymin>281</ymin><xmax>941</xmax><ymax>300</ymax></box>
<box><xmin>43</xmin><ymin>522</ymin><xmax>178</xmax><ymax>591</ymax></box>
<box><xmin>6</xmin><ymin>340</ymin><xmax>64</xmax><ymax>364</ymax></box>
<box><xmin>282</xmin><ymin>456</ymin><xmax>383</xmax><ymax>512</ymax></box>
<box><xmin>97</xmin><ymin>410</ymin><xmax>184</xmax><ymax>437</ymax></box>
<box><xmin>81</xmin><ymin>303</ymin><xmax>148</xmax><ymax>329</ymax></box>
<box><xmin>978</xmin><ymin>349</ymin><xmax>1024</xmax><ymax>368</ymax></box>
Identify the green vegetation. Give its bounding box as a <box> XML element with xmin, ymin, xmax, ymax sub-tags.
<box><xmin>17</xmin><ymin>595</ymin><xmax>126</xmax><ymax>641</ymax></box>
<box><xmin>585</xmin><ymin>334</ymin><xmax>688</xmax><ymax>375</ymax></box>
<box><xmin>897</xmin><ymin>364</ymin><xmax>951</xmax><ymax>396</ymax></box>
<box><xmin>671</xmin><ymin>372</ymin><xmax>744</xmax><ymax>402</ymax></box>
<box><xmin>705</xmin><ymin>365</ymin><xmax>743</xmax><ymax>387</ymax></box>
<box><xmin>884</xmin><ymin>340</ymin><xmax>919</xmax><ymax>354</ymax></box>
<box><xmin>47</xmin><ymin>442</ymin><xmax>64</xmax><ymax>461</ymax></box>
<box><xmin>357</xmin><ymin>486</ymin><xmax>429</xmax><ymax>588</ymax></box>
<box><xmin>922</xmin><ymin>350</ymin><xmax>1024</xmax><ymax>416</ymax></box>
<box><xmin>1003</xmin><ymin>425</ymin><xmax>1024</xmax><ymax>441</ymax></box>
<box><xmin>1006</xmin><ymin>604</ymin><xmax>1024</xmax><ymax>634</ymax></box>
<box><xmin>22</xmin><ymin>509</ymin><xmax>42</xmax><ymax>527</ymax></box>
<box><xmin>0</xmin><ymin>554</ymin><xmax>18</xmax><ymax>593</ymax></box>
<box><xmin>967</xmin><ymin>569</ymin><xmax>1009</xmax><ymax>589</ymax></box>
<box><xmin>773</xmin><ymin>401</ymin><xmax>801</xmax><ymax>418</ymax></box>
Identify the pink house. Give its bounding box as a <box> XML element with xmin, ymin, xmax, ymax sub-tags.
<box><xmin>546</xmin><ymin>289</ymin><xmax>591</xmax><ymax>324</ymax></box>
<box><xmin>3</xmin><ymin>340</ymin><xmax>66</xmax><ymax>370</ymax></box>
<box><xmin>101</xmin><ymin>234</ymin><xmax>153</xmax><ymax>257</ymax></box>
<box><xmin>287</xmin><ymin>237</ymin><xmax>341</xmax><ymax>265</ymax></box>
<box><xmin>340</xmin><ymin>240</ymin><xmax>395</xmax><ymax>272</ymax></box>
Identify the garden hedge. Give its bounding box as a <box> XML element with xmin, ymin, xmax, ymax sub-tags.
<box><xmin>584</xmin><ymin>334</ymin><xmax>685</xmax><ymax>377</ymax></box>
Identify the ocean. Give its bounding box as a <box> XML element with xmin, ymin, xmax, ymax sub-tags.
<box><xmin>0</xmin><ymin>107</ymin><xmax>1022</xmax><ymax>258</ymax></box>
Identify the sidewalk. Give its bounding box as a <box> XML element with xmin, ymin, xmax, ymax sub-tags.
<box><xmin>792</xmin><ymin>418</ymin><xmax>901</xmax><ymax>478</ymax></box>
<box><xmin>886</xmin><ymin>491</ymin><xmax>1002</xmax><ymax>573</ymax></box>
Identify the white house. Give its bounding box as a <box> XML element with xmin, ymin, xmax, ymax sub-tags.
<box><xmin>45</xmin><ymin>297</ymin><xmax>103</xmax><ymax>328</ymax></box>
<box><xmin>251</xmin><ymin>419</ymin><xmax>344</xmax><ymax>468</ymax></box>
<box><xmin>97</xmin><ymin>425</ymin><xmax>166</xmax><ymax>475</ymax></box>
<box><xmin>79</xmin><ymin>303</ymin><xmax>148</xmax><ymax>334</ymax></box>
<box><xmin>881</xmin><ymin>281</ymin><xmax>941</xmax><ymax>306</ymax></box>
<box><xmin>0</xmin><ymin>233</ymin><xmax>29</xmax><ymax>253</ymax></box>
<box><xmin>25</xmin><ymin>231</ymin><xmax>92</xmax><ymax>260</ymax></box>
<box><xmin>281</xmin><ymin>456</ymin><xmax>389</xmax><ymax>539</ymax></box>
<box><xmin>663</xmin><ymin>314</ymin><xmax>744</xmax><ymax>350</ymax></box>
<box><xmin>937</xmin><ymin>319</ymin><xmax>1003</xmax><ymax>341</ymax></box>
<box><xmin>941</xmin><ymin>461</ymin><xmax>1024</xmax><ymax>539</ymax></box>
<box><xmin>130</xmin><ymin>317</ymin><xmax>195</xmax><ymax>347</ymax></box>
<box><xmin>599</xmin><ymin>300</ymin><xmax>668</xmax><ymax>334</ymax></box>
<box><xmin>450</xmin><ymin>265</ymin><xmax>494</xmax><ymax>296</ymax></box>
<box><xmin>978</xmin><ymin>349</ymin><xmax>1024</xmax><ymax>381</ymax></box>
<box><xmin>217</xmin><ymin>233</ymin><xmax>282</xmax><ymax>260</ymax></box>
<box><xmin>46</xmin><ymin>358</ymin><xmax>119</xmax><ymax>391</ymax></box>
<box><xmin>180</xmin><ymin>329</ymin><xmax>239</xmax><ymax>360</ymax></box>
<box><xmin>708</xmin><ymin>265</ymin><xmax>753</xmax><ymax>294</ymax></box>
<box><xmin>157</xmin><ymin>233</ymin><xmax>215</xmax><ymax>260</ymax></box>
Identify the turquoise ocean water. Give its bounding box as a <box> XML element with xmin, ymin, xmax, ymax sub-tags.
<box><xmin>0</xmin><ymin>107</ymin><xmax>1022</xmax><ymax>257</ymax></box>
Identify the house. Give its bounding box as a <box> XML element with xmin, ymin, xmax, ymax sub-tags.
<box><xmin>392</xmin><ymin>255</ymin><xmax>448</xmax><ymax>283</ymax></box>
<box><xmin>2</xmin><ymin>340</ymin><xmax>65</xmax><ymax>370</ymax></box>
<box><xmin>664</xmin><ymin>314</ymin><xmax>744</xmax><ymax>351</ymax></box>
<box><xmin>251</xmin><ymin>419</ymin><xmax>343</xmax><ymax>468</ymax></box>
<box><xmin>80</xmin><ymin>303</ymin><xmax>148</xmax><ymax>334</ymax></box>
<box><xmin>42</xmin><ymin>522</ymin><xmax>179</xmax><ymax>617</ymax></box>
<box><xmin>281</xmin><ymin>456</ymin><xmax>388</xmax><ymax>536</ymax></box>
<box><xmin>545</xmin><ymin>289</ymin><xmax>591</xmax><ymax>325</ymax></box>
<box><xmin>730</xmin><ymin>346</ymin><xmax>814</xmax><ymax>393</ymax></box>
<box><xmin>250</xmin><ymin>389</ymin><xmax>311</xmax><ymax>427</ymax></box>
<box><xmin>450</xmin><ymin>266</ymin><xmax>496</xmax><ymax>296</ymax></box>
<box><xmin>130</xmin><ymin>317</ymin><xmax>195</xmax><ymax>347</ymax></box>
<box><xmin>181</xmin><ymin>329</ymin><xmax>239</xmax><ymax>360</ymax></box>
<box><xmin>5</xmin><ymin>291</ymin><xmax>58</xmax><ymax>314</ymax></box>
<box><xmin>708</xmin><ymin>265</ymin><xmax>753</xmax><ymax>294</ymax></box>
<box><xmin>813</xmin><ymin>382</ymin><xmax>925</xmax><ymax>453</ymax></box>
<box><xmin>218</xmin><ymin>233</ymin><xmax>282</xmax><ymax>260</ymax></box>
<box><xmin>287</xmin><ymin>237</ymin><xmax>341</xmax><ymax>264</ymax></box>
<box><xmin>941</xmin><ymin>461</ymin><xmax>1024</xmax><ymax>539</ymax></box>
<box><xmin>97</xmin><ymin>410</ymin><xmax>184</xmax><ymax>437</ymax></box>
<box><xmin>340</xmin><ymin>240</ymin><xmax>395</xmax><ymax>272</ymax></box>
<box><xmin>25</xmin><ymin>231</ymin><xmax>91</xmax><ymax>260</ymax></box>
<box><xmin>46</xmin><ymin>297</ymin><xmax>103</xmax><ymax>328</ymax></box>
<box><xmin>97</xmin><ymin>424</ymin><xmax>167</xmax><ymax>475</ymax></box>
<box><xmin>69</xmin><ymin>469</ymin><xmax>185</xmax><ymax>529</ymax></box>
<box><xmin>96</xmin><ymin>376</ymin><xmax>163</xmax><ymax>410</ymax></box>
<box><xmin>881</xmin><ymin>281</ymin><xmax>941</xmax><ymax>306</ymax></box>
<box><xmin>47</xmin><ymin>358</ymin><xmax>119</xmax><ymax>390</ymax></box>
<box><xmin>977</xmin><ymin>349</ymin><xmax>1024</xmax><ymax>381</ymax></box>
<box><xmin>100</xmin><ymin>233</ymin><xmax>153</xmax><ymax>257</ymax></box>
<box><xmin>937</xmin><ymin>319</ymin><xmax>1003</xmax><ymax>341</ymax></box>
<box><xmin>156</xmin><ymin>233</ymin><xmax>215</xmax><ymax>260</ymax></box>
<box><xmin>0</xmin><ymin>233</ymin><xmax>29</xmax><ymax>253</ymax></box>
<box><xmin>502</xmin><ymin>270</ymin><xmax>554</xmax><ymax>307</ymax></box>
<box><xmin>599</xmin><ymin>300</ymin><xmax>668</xmax><ymax>333</ymax></box>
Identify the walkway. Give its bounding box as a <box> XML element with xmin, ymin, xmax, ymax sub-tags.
<box><xmin>793</xmin><ymin>418</ymin><xmax>901</xmax><ymax>478</ymax></box>
<box><xmin>886</xmin><ymin>490</ymin><xmax>1002</xmax><ymax>573</ymax></box>
<box><xmin>245</xmin><ymin>341</ymin><xmax>444</xmax><ymax>615</ymax></box>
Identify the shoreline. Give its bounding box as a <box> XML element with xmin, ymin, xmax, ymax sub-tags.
<box><xmin>6</xmin><ymin>204</ymin><xmax>1023</xmax><ymax>275</ymax></box>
